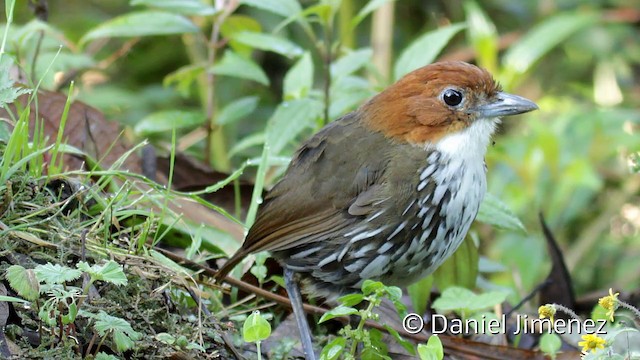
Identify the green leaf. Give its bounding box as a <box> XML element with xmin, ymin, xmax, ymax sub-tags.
<box><xmin>94</xmin><ymin>311</ymin><xmax>141</xmax><ymax>352</ymax></box>
<box><xmin>283</xmin><ymin>52</ymin><xmax>314</xmax><ymax>100</ymax></box>
<box><xmin>331</xmin><ymin>48</ymin><xmax>373</xmax><ymax>79</ymax></box>
<box><xmin>242</xmin><ymin>310</ymin><xmax>272</xmax><ymax>342</ymax></box>
<box><xmin>155</xmin><ymin>332</ymin><xmax>176</xmax><ymax>345</ymax></box>
<box><xmin>6</xmin><ymin>265</ymin><xmax>39</xmax><ymax>301</ymax></box>
<box><xmin>502</xmin><ymin>12</ymin><xmax>598</xmax><ymax>80</ymax></box>
<box><xmin>5</xmin><ymin>0</ymin><xmax>15</xmax><ymax>22</ymax></box>
<box><xmin>134</xmin><ymin>110</ymin><xmax>206</xmax><ymax>136</ymax></box>
<box><xmin>34</xmin><ymin>263</ymin><xmax>82</xmax><ymax>285</ymax></box>
<box><xmin>0</xmin><ymin>295</ymin><xmax>30</xmax><ymax>303</ymax></box>
<box><xmin>240</xmin><ymin>0</ymin><xmax>302</xmax><ymax>17</ymax></box>
<box><xmin>394</xmin><ymin>23</ymin><xmax>466</xmax><ymax>80</ymax></box>
<box><xmin>318</xmin><ymin>305</ymin><xmax>358</xmax><ymax>323</ymax></box>
<box><xmin>418</xmin><ymin>335</ymin><xmax>444</xmax><ymax>360</ymax></box>
<box><xmin>77</xmin><ymin>261</ymin><xmax>128</xmax><ymax>286</ymax></box>
<box><xmin>539</xmin><ymin>333</ymin><xmax>562</xmax><ymax>358</ymax></box>
<box><xmin>221</xmin><ymin>15</ymin><xmax>263</xmax><ymax>57</ymax></box>
<box><xmin>319</xmin><ymin>337</ymin><xmax>346</xmax><ymax>360</ymax></box>
<box><xmin>0</xmin><ymin>56</ymin><xmax>31</xmax><ymax>108</ymax></box>
<box><xmin>361</xmin><ymin>279</ymin><xmax>384</xmax><ymax>295</ymax></box>
<box><xmin>217</xmin><ymin>96</ymin><xmax>259</xmax><ymax>125</ymax></box>
<box><xmin>265</xmin><ymin>98</ymin><xmax>323</xmax><ymax>155</ymax></box>
<box><xmin>61</xmin><ymin>301</ymin><xmax>78</xmax><ymax>324</ymax></box>
<box><xmin>464</xmin><ymin>1</ymin><xmax>497</xmax><ymax>71</ymax></box>
<box><xmin>232</xmin><ymin>31</ymin><xmax>304</xmax><ymax>58</ymax></box>
<box><xmin>130</xmin><ymin>0</ymin><xmax>216</xmax><ymax>16</ymax></box>
<box><xmin>80</xmin><ymin>11</ymin><xmax>198</xmax><ymax>44</ymax></box>
<box><xmin>337</xmin><ymin>293</ymin><xmax>364</xmax><ymax>307</ymax></box>
<box><xmin>164</xmin><ymin>64</ymin><xmax>205</xmax><ymax>97</ymax></box>
<box><xmin>210</xmin><ymin>50</ymin><xmax>269</xmax><ymax>85</ymax></box>
<box><xmin>407</xmin><ymin>275</ymin><xmax>433</xmax><ymax>316</ymax></box>
<box><xmin>351</xmin><ymin>0</ymin><xmax>395</xmax><ymax>28</ymax></box>
<box><xmin>476</xmin><ymin>193</ymin><xmax>526</xmax><ymax>233</ymax></box>
<box><xmin>95</xmin><ymin>352</ymin><xmax>120</xmax><ymax>360</ymax></box>
<box><xmin>384</xmin><ymin>324</ymin><xmax>416</xmax><ymax>355</ymax></box>
<box><xmin>431</xmin><ymin>287</ymin><xmax>508</xmax><ymax>315</ymax></box>
<box><xmin>385</xmin><ymin>285</ymin><xmax>403</xmax><ymax>302</ymax></box>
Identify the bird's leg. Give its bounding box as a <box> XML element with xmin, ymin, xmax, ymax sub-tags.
<box><xmin>284</xmin><ymin>268</ymin><xmax>316</xmax><ymax>360</ymax></box>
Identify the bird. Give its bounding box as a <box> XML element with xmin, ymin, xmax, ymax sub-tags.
<box><xmin>216</xmin><ymin>61</ymin><xmax>538</xmax><ymax>359</ymax></box>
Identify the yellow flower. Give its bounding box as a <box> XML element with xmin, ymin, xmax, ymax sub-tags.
<box><xmin>598</xmin><ymin>288</ymin><xmax>619</xmax><ymax>322</ymax></box>
<box><xmin>538</xmin><ymin>304</ymin><xmax>556</xmax><ymax>321</ymax></box>
<box><xmin>578</xmin><ymin>334</ymin><xmax>606</xmax><ymax>353</ymax></box>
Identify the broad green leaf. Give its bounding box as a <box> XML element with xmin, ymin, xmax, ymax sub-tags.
<box><xmin>77</xmin><ymin>261</ymin><xmax>128</xmax><ymax>286</ymax></box>
<box><xmin>502</xmin><ymin>12</ymin><xmax>598</xmax><ymax>81</ymax></box>
<box><xmin>418</xmin><ymin>335</ymin><xmax>444</xmax><ymax>360</ymax></box>
<box><xmin>283</xmin><ymin>52</ymin><xmax>314</xmax><ymax>99</ymax></box>
<box><xmin>217</xmin><ymin>96</ymin><xmax>259</xmax><ymax>125</ymax></box>
<box><xmin>337</xmin><ymin>293</ymin><xmax>364</xmax><ymax>307</ymax></box>
<box><xmin>467</xmin><ymin>291</ymin><xmax>508</xmax><ymax>311</ymax></box>
<box><xmin>464</xmin><ymin>1</ymin><xmax>498</xmax><ymax>72</ymax></box>
<box><xmin>477</xmin><ymin>193</ymin><xmax>526</xmax><ymax>233</ymax></box>
<box><xmin>352</xmin><ymin>0</ymin><xmax>395</xmax><ymax>28</ymax></box>
<box><xmin>265</xmin><ymin>98</ymin><xmax>323</xmax><ymax>155</ymax></box>
<box><xmin>134</xmin><ymin>110</ymin><xmax>206</xmax><ymax>136</ymax></box>
<box><xmin>210</xmin><ymin>50</ymin><xmax>269</xmax><ymax>85</ymax></box>
<box><xmin>232</xmin><ymin>31</ymin><xmax>304</xmax><ymax>58</ymax></box>
<box><xmin>433</xmin><ymin>234</ymin><xmax>479</xmax><ymax>290</ymax></box>
<box><xmin>6</xmin><ymin>265</ymin><xmax>39</xmax><ymax>301</ymax></box>
<box><xmin>432</xmin><ymin>287</ymin><xmax>508</xmax><ymax>314</ymax></box>
<box><xmin>81</xmin><ymin>11</ymin><xmax>198</xmax><ymax>44</ymax></box>
<box><xmin>384</xmin><ymin>324</ymin><xmax>416</xmax><ymax>355</ymax></box>
<box><xmin>34</xmin><ymin>263</ymin><xmax>82</xmax><ymax>285</ymax></box>
<box><xmin>318</xmin><ymin>305</ymin><xmax>358</xmax><ymax>323</ymax></box>
<box><xmin>386</xmin><ymin>285</ymin><xmax>403</xmax><ymax>302</ymax></box>
<box><xmin>407</xmin><ymin>275</ymin><xmax>433</xmax><ymax>316</ymax></box>
<box><xmin>242</xmin><ymin>310</ymin><xmax>271</xmax><ymax>342</ymax></box>
<box><xmin>221</xmin><ymin>15</ymin><xmax>262</xmax><ymax>57</ymax></box>
<box><xmin>240</xmin><ymin>0</ymin><xmax>302</xmax><ymax>17</ymax></box>
<box><xmin>361</xmin><ymin>279</ymin><xmax>385</xmax><ymax>295</ymax></box>
<box><xmin>539</xmin><ymin>333</ymin><xmax>562</xmax><ymax>357</ymax></box>
<box><xmin>331</xmin><ymin>48</ymin><xmax>373</xmax><ymax>79</ymax></box>
<box><xmin>96</xmin><ymin>352</ymin><xmax>120</xmax><ymax>360</ymax></box>
<box><xmin>394</xmin><ymin>23</ymin><xmax>466</xmax><ymax>80</ymax></box>
<box><xmin>0</xmin><ymin>56</ymin><xmax>31</xmax><ymax>108</ymax></box>
<box><xmin>431</xmin><ymin>287</ymin><xmax>476</xmax><ymax>313</ymax></box>
<box><xmin>61</xmin><ymin>301</ymin><xmax>78</xmax><ymax>324</ymax></box>
<box><xmin>155</xmin><ymin>332</ymin><xmax>176</xmax><ymax>345</ymax></box>
<box><xmin>130</xmin><ymin>0</ymin><xmax>216</xmax><ymax>16</ymax></box>
<box><xmin>94</xmin><ymin>311</ymin><xmax>140</xmax><ymax>352</ymax></box>
<box><xmin>319</xmin><ymin>337</ymin><xmax>346</xmax><ymax>360</ymax></box>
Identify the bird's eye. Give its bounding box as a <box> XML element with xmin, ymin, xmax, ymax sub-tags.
<box><xmin>442</xmin><ymin>89</ymin><xmax>463</xmax><ymax>107</ymax></box>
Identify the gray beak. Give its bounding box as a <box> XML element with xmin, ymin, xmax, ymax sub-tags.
<box><xmin>476</xmin><ymin>92</ymin><xmax>538</xmax><ymax>118</ymax></box>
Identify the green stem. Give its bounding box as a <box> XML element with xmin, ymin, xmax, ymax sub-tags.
<box><xmin>256</xmin><ymin>340</ymin><xmax>262</xmax><ymax>360</ymax></box>
<box><xmin>349</xmin><ymin>299</ymin><xmax>376</xmax><ymax>357</ymax></box>
<box><xmin>618</xmin><ymin>301</ymin><xmax>640</xmax><ymax>320</ymax></box>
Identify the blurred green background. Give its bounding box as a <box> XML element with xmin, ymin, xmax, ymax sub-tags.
<box><xmin>2</xmin><ymin>0</ymin><xmax>639</xmax><ymax>304</ymax></box>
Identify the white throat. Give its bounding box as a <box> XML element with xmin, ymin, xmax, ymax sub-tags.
<box><xmin>433</xmin><ymin>118</ymin><xmax>498</xmax><ymax>161</ymax></box>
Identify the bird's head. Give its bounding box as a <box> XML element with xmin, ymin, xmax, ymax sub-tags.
<box><xmin>361</xmin><ymin>61</ymin><xmax>538</xmax><ymax>151</ymax></box>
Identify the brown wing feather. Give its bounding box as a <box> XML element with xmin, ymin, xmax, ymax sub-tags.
<box><xmin>216</xmin><ymin>111</ymin><xmax>391</xmax><ymax>279</ymax></box>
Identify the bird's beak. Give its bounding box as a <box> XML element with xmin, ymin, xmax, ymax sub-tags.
<box><xmin>476</xmin><ymin>92</ymin><xmax>538</xmax><ymax>118</ymax></box>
